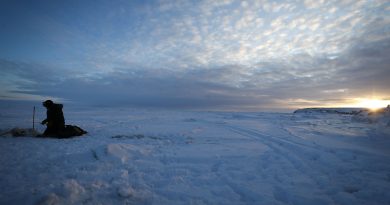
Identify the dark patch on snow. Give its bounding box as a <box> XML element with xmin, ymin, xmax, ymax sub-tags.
<box><xmin>91</xmin><ymin>149</ymin><xmax>99</xmax><ymax>161</ymax></box>
<box><xmin>183</xmin><ymin>118</ymin><xmax>197</xmax><ymax>122</ymax></box>
<box><xmin>111</xmin><ymin>134</ymin><xmax>161</xmax><ymax>140</ymax></box>
<box><xmin>343</xmin><ymin>186</ymin><xmax>360</xmax><ymax>193</ymax></box>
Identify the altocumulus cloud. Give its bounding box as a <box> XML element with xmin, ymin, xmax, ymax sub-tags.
<box><xmin>0</xmin><ymin>0</ymin><xmax>389</xmax><ymax>111</ymax></box>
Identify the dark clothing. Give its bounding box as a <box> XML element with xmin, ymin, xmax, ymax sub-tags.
<box><xmin>43</xmin><ymin>124</ymin><xmax>64</xmax><ymax>136</ymax></box>
<box><xmin>42</xmin><ymin>103</ymin><xmax>65</xmax><ymax>136</ymax></box>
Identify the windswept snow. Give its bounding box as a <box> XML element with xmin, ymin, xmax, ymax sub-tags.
<box><xmin>0</xmin><ymin>106</ymin><xmax>390</xmax><ymax>205</ymax></box>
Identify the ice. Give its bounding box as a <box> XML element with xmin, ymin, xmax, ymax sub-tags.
<box><xmin>0</xmin><ymin>104</ymin><xmax>390</xmax><ymax>204</ymax></box>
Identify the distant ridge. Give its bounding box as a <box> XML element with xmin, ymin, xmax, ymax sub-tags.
<box><xmin>293</xmin><ymin>107</ymin><xmax>368</xmax><ymax>115</ymax></box>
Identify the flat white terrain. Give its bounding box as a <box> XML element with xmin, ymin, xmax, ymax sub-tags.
<box><xmin>1</xmin><ymin>106</ymin><xmax>389</xmax><ymax>205</ymax></box>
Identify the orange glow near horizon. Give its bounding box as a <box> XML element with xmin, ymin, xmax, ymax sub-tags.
<box><xmin>350</xmin><ymin>98</ymin><xmax>390</xmax><ymax>111</ymax></box>
<box><xmin>284</xmin><ymin>97</ymin><xmax>390</xmax><ymax>110</ymax></box>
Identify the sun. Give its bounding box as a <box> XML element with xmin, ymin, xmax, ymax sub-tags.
<box><xmin>354</xmin><ymin>98</ymin><xmax>390</xmax><ymax>111</ymax></box>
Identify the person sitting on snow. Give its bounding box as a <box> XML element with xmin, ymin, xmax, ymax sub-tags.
<box><xmin>41</xmin><ymin>100</ymin><xmax>65</xmax><ymax>136</ymax></box>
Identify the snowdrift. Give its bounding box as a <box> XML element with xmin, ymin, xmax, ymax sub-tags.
<box><xmin>0</xmin><ymin>127</ymin><xmax>39</xmax><ymax>137</ymax></box>
<box><xmin>0</xmin><ymin>125</ymin><xmax>87</xmax><ymax>138</ymax></box>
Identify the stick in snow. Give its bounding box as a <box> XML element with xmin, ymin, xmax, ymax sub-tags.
<box><xmin>33</xmin><ymin>106</ymin><xmax>35</xmax><ymax>131</ymax></box>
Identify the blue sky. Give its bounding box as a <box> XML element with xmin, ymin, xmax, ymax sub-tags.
<box><xmin>0</xmin><ymin>0</ymin><xmax>389</xmax><ymax>111</ymax></box>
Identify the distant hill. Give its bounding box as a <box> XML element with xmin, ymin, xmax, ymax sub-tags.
<box><xmin>294</xmin><ymin>106</ymin><xmax>390</xmax><ymax>126</ymax></box>
<box><xmin>293</xmin><ymin>108</ymin><xmax>368</xmax><ymax>115</ymax></box>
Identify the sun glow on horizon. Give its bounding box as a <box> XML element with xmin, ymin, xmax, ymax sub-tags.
<box><xmin>351</xmin><ymin>98</ymin><xmax>390</xmax><ymax>111</ymax></box>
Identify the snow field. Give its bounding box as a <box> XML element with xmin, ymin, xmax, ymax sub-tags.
<box><xmin>0</xmin><ymin>108</ymin><xmax>390</xmax><ymax>204</ymax></box>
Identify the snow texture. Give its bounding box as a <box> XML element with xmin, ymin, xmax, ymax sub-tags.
<box><xmin>1</xmin><ymin>106</ymin><xmax>390</xmax><ymax>205</ymax></box>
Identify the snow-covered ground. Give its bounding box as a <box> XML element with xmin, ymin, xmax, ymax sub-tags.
<box><xmin>1</xmin><ymin>104</ymin><xmax>390</xmax><ymax>205</ymax></box>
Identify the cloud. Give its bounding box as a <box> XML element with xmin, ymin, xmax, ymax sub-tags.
<box><xmin>0</xmin><ymin>0</ymin><xmax>389</xmax><ymax>110</ymax></box>
<box><xmin>2</xmin><ymin>64</ymin><xmax>271</xmax><ymax>110</ymax></box>
<box><xmin>78</xmin><ymin>0</ymin><xmax>388</xmax><ymax>72</ymax></box>
<box><xmin>304</xmin><ymin>0</ymin><xmax>325</xmax><ymax>9</ymax></box>
<box><xmin>2</xmin><ymin>27</ymin><xmax>388</xmax><ymax>111</ymax></box>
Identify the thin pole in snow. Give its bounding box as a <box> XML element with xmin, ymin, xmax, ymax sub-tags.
<box><xmin>33</xmin><ymin>106</ymin><xmax>35</xmax><ymax>131</ymax></box>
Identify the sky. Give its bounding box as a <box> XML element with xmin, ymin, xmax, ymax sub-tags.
<box><xmin>0</xmin><ymin>0</ymin><xmax>389</xmax><ymax>111</ymax></box>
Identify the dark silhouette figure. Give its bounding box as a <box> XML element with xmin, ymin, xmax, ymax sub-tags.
<box><xmin>41</xmin><ymin>100</ymin><xmax>65</xmax><ymax>136</ymax></box>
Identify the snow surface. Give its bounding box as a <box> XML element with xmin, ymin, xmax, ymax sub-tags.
<box><xmin>1</xmin><ymin>105</ymin><xmax>390</xmax><ymax>205</ymax></box>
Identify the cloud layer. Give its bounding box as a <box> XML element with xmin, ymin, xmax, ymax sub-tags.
<box><xmin>0</xmin><ymin>0</ymin><xmax>389</xmax><ymax>110</ymax></box>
